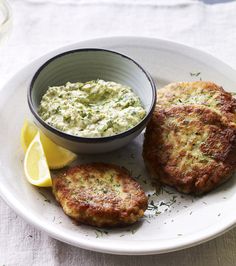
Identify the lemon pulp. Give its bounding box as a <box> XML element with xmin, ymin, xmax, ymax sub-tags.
<box><xmin>21</xmin><ymin>120</ymin><xmax>77</xmax><ymax>169</ymax></box>
<box><xmin>24</xmin><ymin>132</ymin><xmax>52</xmax><ymax>187</ymax></box>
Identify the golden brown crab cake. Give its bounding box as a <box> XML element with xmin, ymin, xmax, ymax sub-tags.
<box><xmin>157</xmin><ymin>81</ymin><xmax>236</xmax><ymax>126</ymax></box>
<box><xmin>143</xmin><ymin>106</ymin><xmax>236</xmax><ymax>195</ymax></box>
<box><xmin>52</xmin><ymin>163</ymin><xmax>148</xmax><ymax>227</ymax></box>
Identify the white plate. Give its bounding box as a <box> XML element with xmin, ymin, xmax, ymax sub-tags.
<box><xmin>1</xmin><ymin>37</ymin><xmax>236</xmax><ymax>255</ymax></box>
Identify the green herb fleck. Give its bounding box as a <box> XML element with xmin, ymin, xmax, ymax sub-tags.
<box><xmin>160</xmin><ymin>202</ymin><xmax>170</xmax><ymax>207</ymax></box>
<box><xmin>39</xmin><ymin>191</ymin><xmax>51</xmax><ymax>203</ymax></box>
<box><xmin>148</xmin><ymin>200</ymin><xmax>159</xmax><ymax>211</ymax></box>
<box><xmin>126</xmin><ymin>228</ymin><xmax>137</xmax><ymax>235</ymax></box>
<box><xmin>190</xmin><ymin>72</ymin><xmax>201</xmax><ymax>77</ymax></box>
<box><xmin>95</xmin><ymin>229</ymin><xmax>109</xmax><ymax>238</ymax></box>
<box><xmin>134</xmin><ymin>174</ymin><xmax>141</xmax><ymax>179</ymax></box>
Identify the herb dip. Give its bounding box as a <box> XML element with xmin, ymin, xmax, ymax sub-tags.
<box><xmin>38</xmin><ymin>79</ymin><xmax>146</xmax><ymax>137</ymax></box>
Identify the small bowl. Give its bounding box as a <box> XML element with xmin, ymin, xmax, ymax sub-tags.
<box><xmin>28</xmin><ymin>48</ymin><xmax>156</xmax><ymax>154</ymax></box>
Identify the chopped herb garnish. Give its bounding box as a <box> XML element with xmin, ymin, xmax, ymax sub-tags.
<box><xmin>126</xmin><ymin>228</ymin><xmax>137</xmax><ymax>234</ymax></box>
<box><xmin>152</xmin><ymin>191</ymin><xmax>159</xmax><ymax>196</ymax></box>
<box><xmin>101</xmin><ymin>188</ymin><xmax>108</xmax><ymax>194</ymax></box>
<box><xmin>160</xmin><ymin>201</ymin><xmax>170</xmax><ymax>207</ymax></box>
<box><xmin>39</xmin><ymin>191</ymin><xmax>51</xmax><ymax>203</ymax></box>
<box><xmin>190</xmin><ymin>72</ymin><xmax>201</xmax><ymax>77</ymax></box>
<box><xmin>95</xmin><ymin>229</ymin><xmax>109</xmax><ymax>238</ymax></box>
<box><xmin>134</xmin><ymin>174</ymin><xmax>141</xmax><ymax>179</ymax></box>
<box><xmin>44</xmin><ymin>199</ymin><xmax>51</xmax><ymax>203</ymax></box>
<box><xmin>148</xmin><ymin>200</ymin><xmax>159</xmax><ymax>210</ymax></box>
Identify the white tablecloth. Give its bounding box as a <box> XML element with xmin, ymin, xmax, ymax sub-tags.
<box><xmin>1</xmin><ymin>0</ymin><xmax>236</xmax><ymax>265</ymax></box>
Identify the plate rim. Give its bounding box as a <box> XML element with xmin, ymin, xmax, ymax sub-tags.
<box><xmin>1</xmin><ymin>36</ymin><xmax>236</xmax><ymax>255</ymax></box>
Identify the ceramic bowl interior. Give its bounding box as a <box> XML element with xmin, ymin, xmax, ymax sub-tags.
<box><xmin>29</xmin><ymin>49</ymin><xmax>156</xmax><ymax>141</ymax></box>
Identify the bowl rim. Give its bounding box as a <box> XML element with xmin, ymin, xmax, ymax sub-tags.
<box><xmin>28</xmin><ymin>48</ymin><xmax>156</xmax><ymax>143</ymax></box>
<box><xmin>0</xmin><ymin>0</ymin><xmax>11</xmax><ymax>27</ymax></box>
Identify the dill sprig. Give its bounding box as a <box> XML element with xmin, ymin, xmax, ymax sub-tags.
<box><xmin>190</xmin><ymin>72</ymin><xmax>201</xmax><ymax>77</ymax></box>
<box><xmin>147</xmin><ymin>200</ymin><xmax>159</xmax><ymax>211</ymax></box>
<box><xmin>94</xmin><ymin>229</ymin><xmax>109</xmax><ymax>238</ymax></box>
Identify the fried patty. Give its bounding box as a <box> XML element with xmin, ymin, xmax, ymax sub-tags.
<box><xmin>52</xmin><ymin>163</ymin><xmax>148</xmax><ymax>227</ymax></box>
<box><xmin>143</xmin><ymin>105</ymin><xmax>236</xmax><ymax>194</ymax></box>
<box><xmin>157</xmin><ymin>82</ymin><xmax>236</xmax><ymax>126</ymax></box>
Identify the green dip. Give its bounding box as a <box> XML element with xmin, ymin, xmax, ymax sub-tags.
<box><xmin>38</xmin><ymin>79</ymin><xmax>146</xmax><ymax>137</ymax></box>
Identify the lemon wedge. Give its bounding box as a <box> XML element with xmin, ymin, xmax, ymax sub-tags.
<box><xmin>21</xmin><ymin>120</ymin><xmax>77</xmax><ymax>169</ymax></box>
<box><xmin>21</xmin><ymin>120</ymin><xmax>38</xmax><ymax>153</ymax></box>
<box><xmin>24</xmin><ymin>132</ymin><xmax>52</xmax><ymax>187</ymax></box>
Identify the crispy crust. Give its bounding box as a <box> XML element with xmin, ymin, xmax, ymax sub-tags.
<box><xmin>143</xmin><ymin>105</ymin><xmax>236</xmax><ymax>194</ymax></box>
<box><xmin>52</xmin><ymin>163</ymin><xmax>148</xmax><ymax>227</ymax></box>
<box><xmin>157</xmin><ymin>81</ymin><xmax>236</xmax><ymax>126</ymax></box>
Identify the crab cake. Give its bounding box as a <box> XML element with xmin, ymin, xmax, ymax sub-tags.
<box><xmin>143</xmin><ymin>106</ymin><xmax>236</xmax><ymax>195</ymax></box>
<box><xmin>157</xmin><ymin>81</ymin><xmax>236</xmax><ymax>126</ymax></box>
<box><xmin>52</xmin><ymin>163</ymin><xmax>148</xmax><ymax>227</ymax></box>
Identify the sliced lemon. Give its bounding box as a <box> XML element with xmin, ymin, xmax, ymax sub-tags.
<box><xmin>21</xmin><ymin>120</ymin><xmax>77</xmax><ymax>169</ymax></box>
<box><xmin>21</xmin><ymin>120</ymin><xmax>38</xmax><ymax>153</ymax></box>
<box><xmin>24</xmin><ymin>132</ymin><xmax>52</xmax><ymax>187</ymax></box>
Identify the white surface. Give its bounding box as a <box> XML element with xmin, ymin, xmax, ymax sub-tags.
<box><xmin>2</xmin><ymin>36</ymin><xmax>236</xmax><ymax>255</ymax></box>
<box><xmin>1</xmin><ymin>0</ymin><xmax>236</xmax><ymax>265</ymax></box>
